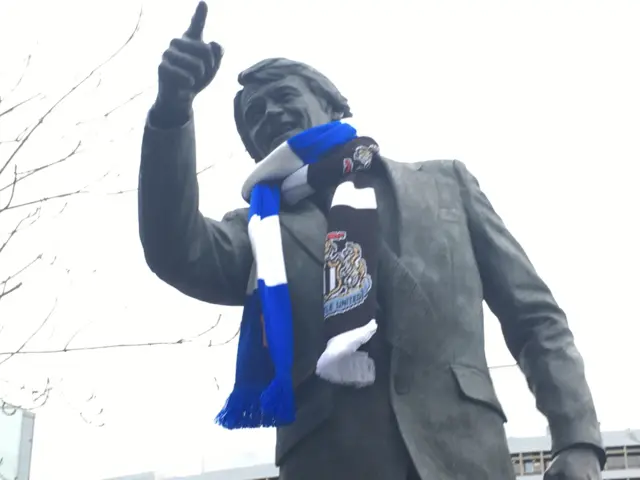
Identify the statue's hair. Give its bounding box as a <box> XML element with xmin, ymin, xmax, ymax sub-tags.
<box><xmin>234</xmin><ymin>58</ymin><xmax>352</xmax><ymax>161</ymax></box>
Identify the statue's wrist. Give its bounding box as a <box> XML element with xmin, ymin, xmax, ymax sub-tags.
<box><xmin>149</xmin><ymin>98</ymin><xmax>192</xmax><ymax>129</ymax></box>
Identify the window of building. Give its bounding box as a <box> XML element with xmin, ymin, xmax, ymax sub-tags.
<box><xmin>511</xmin><ymin>453</ymin><xmax>522</xmax><ymax>476</ymax></box>
<box><xmin>627</xmin><ymin>445</ymin><xmax>640</xmax><ymax>468</ymax></box>
<box><xmin>605</xmin><ymin>451</ymin><xmax>626</xmax><ymax>470</ymax></box>
<box><xmin>521</xmin><ymin>452</ymin><xmax>543</xmax><ymax>474</ymax></box>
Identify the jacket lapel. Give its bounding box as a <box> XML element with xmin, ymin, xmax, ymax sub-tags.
<box><xmin>378</xmin><ymin>158</ymin><xmax>445</xmax><ymax>353</ymax></box>
<box><xmin>379</xmin><ymin>157</ymin><xmax>421</xmax><ymax>257</ymax></box>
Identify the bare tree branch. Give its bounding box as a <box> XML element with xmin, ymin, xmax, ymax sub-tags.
<box><xmin>0</xmin><ymin>5</ymin><xmax>146</xmax><ymax>426</ymax></box>
<box><xmin>0</xmin><ymin>298</ymin><xmax>57</xmax><ymax>368</ymax></box>
<box><xmin>0</xmin><ymin>314</ymin><xmax>238</xmax><ymax>356</ymax></box>
<box><xmin>0</xmin><ymin>253</ymin><xmax>43</xmax><ymax>304</ymax></box>
<box><xmin>0</xmin><ymin>6</ymin><xmax>143</xmax><ymax>178</ymax></box>
<box><xmin>1</xmin><ymin>253</ymin><xmax>42</xmax><ymax>287</ymax></box>
<box><xmin>0</xmin><ymin>141</ymin><xmax>83</xmax><ymax>194</ymax></box>
<box><xmin>0</xmin><ymin>93</ymin><xmax>42</xmax><ymax>119</ymax></box>
<box><xmin>0</xmin><ymin>207</ymin><xmax>40</xmax><ymax>256</ymax></box>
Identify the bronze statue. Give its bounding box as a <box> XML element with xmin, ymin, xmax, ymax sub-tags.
<box><xmin>138</xmin><ymin>3</ymin><xmax>604</xmax><ymax>479</ymax></box>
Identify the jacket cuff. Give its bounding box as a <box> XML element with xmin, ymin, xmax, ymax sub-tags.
<box><xmin>550</xmin><ymin>421</ymin><xmax>605</xmax><ymax>468</ymax></box>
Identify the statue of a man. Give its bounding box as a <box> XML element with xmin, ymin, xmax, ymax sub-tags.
<box><xmin>138</xmin><ymin>3</ymin><xmax>605</xmax><ymax>479</ymax></box>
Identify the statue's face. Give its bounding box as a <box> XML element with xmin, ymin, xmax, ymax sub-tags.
<box><xmin>241</xmin><ymin>76</ymin><xmax>334</xmax><ymax>160</ymax></box>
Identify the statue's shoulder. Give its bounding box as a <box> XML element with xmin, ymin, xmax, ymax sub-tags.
<box><xmin>417</xmin><ymin>159</ymin><xmax>458</xmax><ymax>173</ymax></box>
<box><xmin>382</xmin><ymin>157</ymin><xmax>458</xmax><ymax>174</ymax></box>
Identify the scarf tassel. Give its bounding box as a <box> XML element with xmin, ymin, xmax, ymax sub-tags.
<box><xmin>260</xmin><ymin>374</ymin><xmax>295</xmax><ymax>425</ymax></box>
<box><xmin>215</xmin><ymin>386</ymin><xmax>263</xmax><ymax>429</ymax></box>
<box><xmin>215</xmin><ymin>376</ymin><xmax>294</xmax><ymax>429</ymax></box>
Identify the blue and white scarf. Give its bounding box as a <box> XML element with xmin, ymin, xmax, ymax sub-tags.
<box><xmin>216</xmin><ymin>121</ymin><xmax>380</xmax><ymax>429</ymax></box>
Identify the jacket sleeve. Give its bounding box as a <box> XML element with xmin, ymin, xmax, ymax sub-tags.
<box><xmin>452</xmin><ymin>160</ymin><xmax>605</xmax><ymax>467</ymax></box>
<box><xmin>138</xmin><ymin>115</ymin><xmax>252</xmax><ymax>306</ymax></box>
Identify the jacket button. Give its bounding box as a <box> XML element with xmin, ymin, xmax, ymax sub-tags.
<box><xmin>394</xmin><ymin>374</ymin><xmax>410</xmax><ymax>395</ymax></box>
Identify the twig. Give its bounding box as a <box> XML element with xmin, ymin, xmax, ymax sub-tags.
<box><xmin>8</xmin><ymin>54</ymin><xmax>32</xmax><ymax>96</ymax></box>
<box><xmin>193</xmin><ymin>313</ymin><xmax>223</xmax><ymax>338</ymax></box>
<box><xmin>0</xmin><ymin>377</ymin><xmax>53</xmax><ymax>413</ymax></box>
<box><xmin>0</xmin><ymin>282</ymin><xmax>22</xmax><ymax>301</ymax></box>
<box><xmin>106</xmin><ymin>162</ymin><xmax>217</xmax><ymax>195</ymax></box>
<box><xmin>0</xmin><ymin>253</ymin><xmax>43</xmax><ymax>303</ymax></box>
<box><xmin>1</xmin><ymin>189</ymin><xmax>88</xmax><ymax>211</ymax></box>
<box><xmin>1</xmin><ymin>253</ymin><xmax>43</xmax><ymax>286</ymax></box>
<box><xmin>0</xmin><ymin>298</ymin><xmax>57</xmax><ymax>367</ymax></box>
<box><xmin>104</xmin><ymin>90</ymin><xmax>145</xmax><ymax>118</ymax></box>
<box><xmin>0</xmin><ymin>166</ymin><xmax>18</xmax><ymax>212</ymax></box>
<box><xmin>0</xmin><ymin>207</ymin><xmax>41</xmax><ymax>256</ymax></box>
<box><xmin>0</xmin><ymin>93</ymin><xmax>42</xmax><ymax>119</ymax></box>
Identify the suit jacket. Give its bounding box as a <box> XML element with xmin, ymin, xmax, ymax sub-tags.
<box><xmin>138</xmin><ymin>118</ymin><xmax>605</xmax><ymax>479</ymax></box>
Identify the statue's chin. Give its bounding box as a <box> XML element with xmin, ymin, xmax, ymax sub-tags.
<box><xmin>269</xmin><ymin>129</ymin><xmax>302</xmax><ymax>152</ymax></box>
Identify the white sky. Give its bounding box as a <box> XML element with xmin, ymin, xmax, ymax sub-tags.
<box><xmin>1</xmin><ymin>0</ymin><xmax>639</xmax><ymax>479</ymax></box>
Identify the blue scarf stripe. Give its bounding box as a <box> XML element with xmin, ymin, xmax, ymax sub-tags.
<box><xmin>216</xmin><ymin>121</ymin><xmax>358</xmax><ymax>429</ymax></box>
<box><xmin>288</xmin><ymin>121</ymin><xmax>357</xmax><ymax>164</ymax></box>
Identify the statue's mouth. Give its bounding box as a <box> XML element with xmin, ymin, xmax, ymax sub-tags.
<box><xmin>269</xmin><ymin>122</ymin><xmax>298</xmax><ymax>151</ymax></box>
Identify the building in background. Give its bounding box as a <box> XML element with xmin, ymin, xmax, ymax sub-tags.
<box><xmin>107</xmin><ymin>429</ymin><xmax>640</xmax><ymax>480</ymax></box>
<box><xmin>510</xmin><ymin>429</ymin><xmax>640</xmax><ymax>479</ymax></box>
<box><xmin>0</xmin><ymin>405</ymin><xmax>35</xmax><ymax>480</ymax></box>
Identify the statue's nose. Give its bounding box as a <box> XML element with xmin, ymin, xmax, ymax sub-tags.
<box><xmin>265</xmin><ymin>100</ymin><xmax>285</xmax><ymax>116</ymax></box>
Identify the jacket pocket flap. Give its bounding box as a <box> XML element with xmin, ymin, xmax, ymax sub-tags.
<box><xmin>275</xmin><ymin>378</ymin><xmax>333</xmax><ymax>465</ymax></box>
<box><xmin>451</xmin><ymin>365</ymin><xmax>507</xmax><ymax>423</ymax></box>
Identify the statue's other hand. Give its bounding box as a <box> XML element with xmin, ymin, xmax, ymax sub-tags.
<box><xmin>543</xmin><ymin>447</ymin><xmax>602</xmax><ymax>480</ymax></box>
<box><xmin>156</xmin><ymin>1</ymin><xmax>223</xmax><ymax>114</ymax></box>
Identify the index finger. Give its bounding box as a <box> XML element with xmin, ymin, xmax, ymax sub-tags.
<box><xmin>184</xmin><ymin>1</ymin><xmax>208</xmax><ymax>40</ymax></box>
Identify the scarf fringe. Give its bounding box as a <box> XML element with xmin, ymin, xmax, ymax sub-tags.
<box><xmin>215</xmin><ymin>386</ymin><xmax>264</xmax><ymax>429</ymax></box>
<box><xmin>215</xmin><ymin>377</ymin><xmax>294</xmax><ymax>429</ymax></box>
<box><xmin>260</xmin><ymin>375</ymin><xmax>295</xmax><ymax>425</ymax></box>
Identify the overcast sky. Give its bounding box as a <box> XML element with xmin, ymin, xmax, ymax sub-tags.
<box><xmin>1</xmin><ymin>0</ymin><xmax>639</xmax><ymax>479</ymax></box>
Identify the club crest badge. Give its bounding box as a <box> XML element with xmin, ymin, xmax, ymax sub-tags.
<box><xmin>342</xmin><ymin>143</ymin><xmax>379</xmax><ymax>174</ymax></box>
<box><xmin>323</xmin><ymin>231</ymin><xmax>372</xmax><ymax>319</ymax></box>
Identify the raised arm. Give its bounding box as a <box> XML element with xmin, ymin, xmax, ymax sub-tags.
<box><xmin>138</xmin><ymin>2</ymin><xmax>251</xmax><ymax>306</ymax></box>
<box><xmin>452</xmin><ymin>160</ymin><xmax>605</xmax><ymax>469</ymax></box>
<box><xmin>139</xmin><ymin>119</ymin><xmax>251</xmax><ymax>306</ymax></box>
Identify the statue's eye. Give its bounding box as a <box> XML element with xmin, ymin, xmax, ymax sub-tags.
<box><xmin>245</xmin><ymin>101</ymin><xmax>265</xmax><ymax>125</ymax></box>
<box><xmin>278</xmin><ymin>91</ymin><xmax>296</xmax><ymax>102</ymax></box>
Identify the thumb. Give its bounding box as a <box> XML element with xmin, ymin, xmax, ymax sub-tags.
<box><xmin>209</xmin><ymin>41</ymin><xmax>224</xmax><ymax>60</ymax></box>
<box><xmin>184</xmin><ymin>1</ymin><xmax>208</xmax><ymax>40</ymax></box>
<box><xmin>209</xmin><ymin>41</ymin><xmax>224</xmax><ymax>77</ymax></box>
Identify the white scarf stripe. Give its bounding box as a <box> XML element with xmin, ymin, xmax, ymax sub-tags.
<box><xmin>248</xmin><ymin>214</ymin><xmax>288</xmax><ymax>288</ymax></box>
<box><xmin>242</xmin><ymin>143</ymin><xmax>304</xmax><ymax>202</ymax></box>
<box><xmin>330</xmin><ymin>182</ymin><xmax>377</xmax><ymax>210</ymax></box>
<box><xmin>281</xmin><ymin>165</ymin><xmax>314</xmax><ymax>205</ymax></box>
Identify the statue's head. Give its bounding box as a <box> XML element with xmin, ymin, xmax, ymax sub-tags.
<box><xmin>234</xmin><ymin>58</ymin><xmax>352</xmax><ymax>162</ymax></box>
